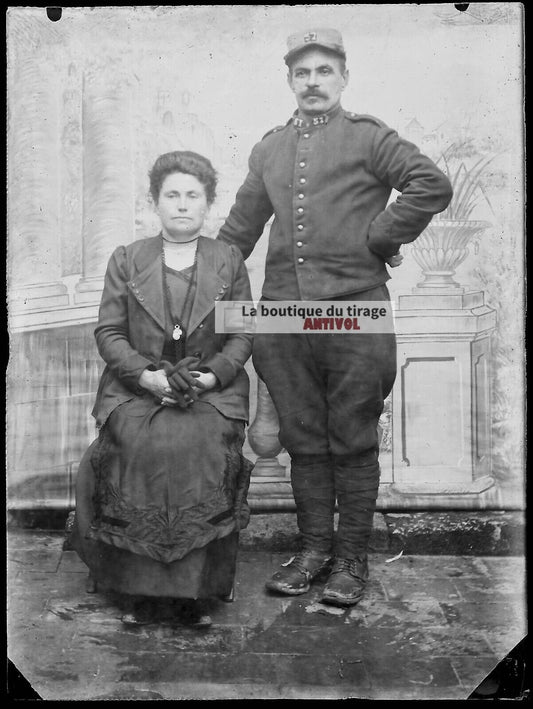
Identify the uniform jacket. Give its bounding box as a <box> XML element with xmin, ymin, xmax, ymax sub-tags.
<box><xmin>91</xmin><ymin>235</ymin><xmax>253</xmax><ymax>428</ymax></box>
<box><xmin>218</xmin><ymin>105</ymin><xmax>453</xmax><ymax>300</ymax></box>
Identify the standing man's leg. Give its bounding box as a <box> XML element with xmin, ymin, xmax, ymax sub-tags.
<box><xmin>253</xmin><ymin>332</ymin><xmax>335</xmax><ymax>594</ymax></box>
<box><xmin>317</xmin><ymin>286</ymin><xmax>397</xmax><ymax>606</ymax></box>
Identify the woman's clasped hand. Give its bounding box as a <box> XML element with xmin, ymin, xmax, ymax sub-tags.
<box><xmin>142</xmin><ymin>356</ymin><xmax>219</xmax><ymax>408</ymax></box>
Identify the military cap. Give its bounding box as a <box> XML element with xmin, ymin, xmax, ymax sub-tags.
<box><xmin>284</xmin><ymin>28</ymin><xmax>346</xmax><ymax>65</ymax></box>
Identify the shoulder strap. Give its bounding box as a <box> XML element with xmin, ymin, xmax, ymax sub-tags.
<box><xmin>344</xmin><ymin>111</ymin><xmax>385</xmax><ymax>128</ymax></box>
<box><xmin>262</xmin><ymin>118</ymin><xmax>291</xmax><ymax>140</ymax></box>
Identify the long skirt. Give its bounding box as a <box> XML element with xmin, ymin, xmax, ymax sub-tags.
<box><xmin>71</xmin><ymin>397</ymin><xmax>253</xmax><ymax>599</ymax></box>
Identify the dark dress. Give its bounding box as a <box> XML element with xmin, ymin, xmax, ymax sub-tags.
<box><xmin>72</xmin><ymin>262</ymin><xmax>253</xmax><ymax>599</ymax></box>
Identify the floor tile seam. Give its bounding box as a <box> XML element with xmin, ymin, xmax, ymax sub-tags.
<box><xmin>9</xmin><ymin>554</ymin><xmax>527</xmax><ymax>567</ymax></box>
<box><xmin>192</xmin><ymin>619</ymin><xmax>284</xmax><ymax>627</ymax></box>
<box><xmin>448</xmin><ymin>654</ymin><xmax>500</xmax><ymax>691</ymax></box>
<box><xmin>8</xmin><ymin>545</ymin><xmax>65</xmax><ymax>552</ymax></box>
<box><xmin>419</xmin><ymin>652</ymin><xmax>499</xmax><ymax>662</ymax></box>
<box><xmin>8</xmin><ymin>600</ymin><xmax>51</xmax><ymax>616</ymax></box>
<box><xmin>450</xmin><ymin>593</ymin><xmax>526</xmax><ymax>604</ymax></box>
<box><xmin>18</xmin><ymin>610</ymin><xmax>516</xmax><ymax>630</ymax></box>
<box><xmin>7</xmin><ymin>545</ymin><xmax>65</xmax><ymax>551</ymax></box>
<box><xmin>450</xmin><ymin>580</ymin><xmax>466</xmax><ymax>600</ymax></box>
<box><xmin>81</xmin><ymin>649</ymin><xmax>372</xmax><ymax>659</ymax></box>
<box><xmin>340</xmin><ymin>622</ymin><xmax>488</xmax><ymax>632</ymax></box>
<box><xmin>439</xmin><ymin>595</ymin><xmax>525</xmax><ymax>603</ymax></box>
<box><xmin>7</xmin><ymin>542</ymin><xmax>66</xmax><ymax>550</ymax></box>
<box><xmin>7</xmin><ymin>566</ymin><xmax>62</xmax><ymax>575</ymax></box>
<box><xmin>42</xmin><ymin>690</ymin><xmax>376</xmax><ymax>701</ymax></box>
<box><xmin>480</xmin><ymin>628</ymin><xmax>523</xmax><ymax>657</ymax></box>
<box><xmin>7</xmin><ymin>544</ymin><xmax>67</xmax><ymax>550</ymax></box>
<box><xmin>7</xmin><ymin>552</ymin><xmax>63</xmax><ymax>563</ymax></box>
<box><xmin>115</xmin><ymin>680</ymin><xmax>366</xmax><ymax>693</ymax></box>
<box><xmin>375</xmin><ymin>554</ymin><xmax>525</xmax><ymax>560</ymax></box>
<box><xmin>104</xmin><ymin>680</ymin><xmax>376</xmax><ymax>696</ymax></box>
<box><xmin>112</xmin><ymin>676</ymin><xmax>374</xmax><ymax>690</ymax></box>
<box><xmin>375</xmin><ymin>581</ymin><xmax>390</xmax><ymax>601</ymax></box>
<box><xmin>10</xmin><ymin>539</ymin><xmax>527</xmax><ymax>554</ymax></box>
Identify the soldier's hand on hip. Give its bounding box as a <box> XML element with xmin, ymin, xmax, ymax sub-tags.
<box><xmin>385</xmin><ymin>253</ymin><xmax>403</xmax><ymax>268</ymax></box>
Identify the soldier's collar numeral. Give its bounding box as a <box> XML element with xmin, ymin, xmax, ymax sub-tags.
<box><xmin>293</xmin><ymin>115</ymin><xmax>329</xmax><ymax>129</ymax></box>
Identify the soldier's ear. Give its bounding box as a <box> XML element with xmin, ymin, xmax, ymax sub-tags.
<box><xmin>342</xmin><ymin>69</ymin><xmax>350</xmax><ymax>90</ymax></box>
<box><xmin>287</xmin><ymin>71</ymin><xmax>295</xmax><ymax>91</ymax></box>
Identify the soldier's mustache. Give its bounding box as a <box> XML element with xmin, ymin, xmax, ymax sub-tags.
<box><xmin>303</xmin><ymin>91</ymin><xmax>326</xmax><ymax>98</ymax></box>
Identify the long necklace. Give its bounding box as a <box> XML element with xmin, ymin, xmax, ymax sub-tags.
<box><xmin>161</xmin><ymin>240</ymin><xmax>198</xmax><ymax>359</ymax></box>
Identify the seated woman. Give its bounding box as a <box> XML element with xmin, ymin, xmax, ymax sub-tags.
<box><xmin>71</xmin><ymin>150</ymin><xmax>254</xmax><ymax>627</ymax></box>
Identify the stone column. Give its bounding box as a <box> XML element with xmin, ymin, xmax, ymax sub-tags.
<box><xmin>75</xmin><ymin>61</ymin><xmax>135</xmax><ymax>303</ymax></box>
<box><xmin>59</xmin><ymin>62</ymin><xmax>83</xmax><ymax>277</ymax></box>
<box><xmin>8</xmin><ymin>32</ymin><xmax>68</xmax><ymax>312</ymax></box>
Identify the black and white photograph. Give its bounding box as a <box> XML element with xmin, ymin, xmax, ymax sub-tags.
<box><xmin>6</xmin><ymin>4</ymin><xmax>526</xmax><ymax>700</ymax></box>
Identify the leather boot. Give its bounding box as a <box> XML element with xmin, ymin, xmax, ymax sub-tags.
<box><xmin>321</xmin><ymin>555</ymin><xmax>369</xmax><ymax>606</ymax></box>
<box><xmin>266</xmin><ymin>549</ymin><xmax>333</xmax><ymax>595</ymax></box>
<box><xmin>320</xmin><ymin>456</ymin><xmax>380</xmax><ymax>606</ymax></box>
<box><xmin>266</xmin><ymin>456</ymin><xmax>335</xmax><ymax>595</ymax></box>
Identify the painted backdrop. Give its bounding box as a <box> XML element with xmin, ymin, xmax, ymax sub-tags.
<box><xmin>7</xmin><ymin>4</ymin><xmax>524</xmax><ymax>511</ymax></box>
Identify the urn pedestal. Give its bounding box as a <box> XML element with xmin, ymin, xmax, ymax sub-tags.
<box><xmin>386</xmin><ymin>287</ymin><xmax>498</xmax><ymax>509</ymax></box>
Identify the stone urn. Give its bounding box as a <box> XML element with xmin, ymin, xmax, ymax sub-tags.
<box><xmin>411</xmin><ymin>218</ymin><xmax>490</xmax><ymax>292</ymax></box>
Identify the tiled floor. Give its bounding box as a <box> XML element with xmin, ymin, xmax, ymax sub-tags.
<box><xmin>7</xmin><ymin>530</ymin><xmax>527</xmax><ymax>700</ymax></box>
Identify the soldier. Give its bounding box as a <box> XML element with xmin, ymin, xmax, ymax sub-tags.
<box><xmin>218</xmin><ymin>29</ymin><xmax>453</xmax><ymax>606</ymax></box>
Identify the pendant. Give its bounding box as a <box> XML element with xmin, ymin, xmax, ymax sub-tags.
<box><xmin>172</xmin><ymin>325</ymin><xmax>183</xmax><ymax>341</ymax></box>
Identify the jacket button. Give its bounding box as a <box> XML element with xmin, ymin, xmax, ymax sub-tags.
<box><xmin>218</xmin><ymin>288</ymin><xmax>225</xmax><ymax>294</ymax></box>
<box><xmin>299</xmin><ymin>161</ymin><xmax>306</xmax><ymax>168</ymax></box>
<box><xmin>131</xmin><ymin>281</ymin><xmax>136</xmax><ymax>287</ymax></box>
<box><xmin>198</xmin><ymin>323</ymin><xmax>204</xmax><ymax>329</ymax></box>
<box><xmin>297</xmin><ymin>207</ymin><xmax>304</xmax><ymax>214</ymax></box>
<box><xmin>297</xmin><ymin>241</ymin><xmax>303</xmax><ymax>247</ymax></box>
<box><xmin>299</xmin><ymin>178</ymin><xmax>306</xmax><ymax>184</ymax></box>
<box><xmin>298</xmin><ymin>193</ymin><xmax>304</xmax><ymax>199</ymax></box>
<box><xmin>138</xmin><ymin>295</ymin><xmax>145</xmax><ymax>301</ymax></box>
<box><xmin>298</xmin><ymin>257</ymin><xmax>304</xmax><ymax>264</ymax></box>
<box><xmin>303</xmin><ymin>133</ymin><xmax>310</xmax><ymax>138</ymax></box>
<box><xmin>214</xmin><ymin>295</ymin><xmax>220</xmax><ymax>300</ymax></box>
<box><xmin>193</xmin><ymin>351</ymin><xmax>201</xmax><ymax>357</ymax></box>
<box><xmin>297</xmin><ymin>224</ymin><xmax>304</xmax><ymax>231</ymax></box>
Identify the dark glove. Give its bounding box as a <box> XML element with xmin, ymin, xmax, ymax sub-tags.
<box><xmin>158</xmin><ymin>358</ymin><xmax>200</xmax><ymax>409</ymax></box>
<box><xmin>168</xmin><ymin>357</ymin><xmax>208</xmax><ymax>408</ymax></box>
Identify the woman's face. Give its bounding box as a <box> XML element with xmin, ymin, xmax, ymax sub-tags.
<box><xmin>156</xmin><ymin>172</ymin><xmax>209</xmax><ymax>242</ymax></box>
